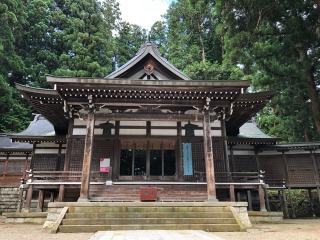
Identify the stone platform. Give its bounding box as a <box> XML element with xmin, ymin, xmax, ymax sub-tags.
<box><xmin>43</xmin><ymin>201</ymin><xmax>251</xmax><ymax>233</ymax></box>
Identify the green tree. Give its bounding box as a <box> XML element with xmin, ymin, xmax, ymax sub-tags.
<box><xmin>114</xmin><ymin>22</ymin><xmax>147</xmax><ymax>67</ymax></box>
<box><xmin>215</xmin><ymin>0</ymin><xmax>320</xmax><ymax>141</ymax></box>
<box><xmin>0</xmin><ymin>1</ymin><xmax>31</xmax><ymax>132</ymax></box>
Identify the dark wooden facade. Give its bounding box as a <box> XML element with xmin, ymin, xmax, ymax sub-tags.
<box><xmin>4</xmin><ymin>42</ymin><xmax>319</xmax><ymax>215</ymax></box>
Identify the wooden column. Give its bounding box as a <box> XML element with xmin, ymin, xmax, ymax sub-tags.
<box><xmin>23</xmin><ymin>154</ymin><xmax>29</xmax><ymax>179</ymax></box>
<box><xmin>37</xmin><ymin>190</ymin><xmax>45</xmax><ymax>212</ymax></box>
<box><xmin>247</xmin><ymin>190</ymin><xmax>253</xmax><ymax>211</ymax></box>
<box><xmin>177</xmin><ymin>121</ymin><xmax>183</xmax><ymax>181</ymax></box>
<box><xmin>317</xmin><ymin>187</ymin><xmax>320</xmax><ymax>206</ymax></box>
<box><xmin>23</xmin><ymin>185</ymin><xmax>33</xmax><ymax>212</ymax></box>
<box><xmin>202</xmin><ymin>104</ymin><xmax>217</xmax><ymax>201</ymax></box>
<box><xmin>221</xmin><ymin>118</ymin><xmax>230</xmax><ymax>173</ymax></box>
<box><xmin>258</xmin><ymin>185</ymin><xmax>267</xmax><ymax>211</ymax></box>
<box><xmin>78</xmin><ymin>109</ymin><xmax>95</xmax><ymax>201</ymax></box>
<box><xmin>58</xmin><ymin>119</ymin><xmax>73</xmax><ymax>202</ymax></box>
<box><xmin>229</xmin><ymin>185</ymin><xmax>235</xmax><ymax>201</ymax></box>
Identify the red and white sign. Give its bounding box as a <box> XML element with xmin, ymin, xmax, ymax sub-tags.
<box><xmin>100</xmin><ymin>158</ymin><xmax>110</xmax><ymax>173</ymax></box>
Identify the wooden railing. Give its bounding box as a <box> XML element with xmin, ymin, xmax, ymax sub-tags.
<box><xmin>26</xmin><ymin>169</ymin><xmax>112</xmax><ymax>184</ymax></box>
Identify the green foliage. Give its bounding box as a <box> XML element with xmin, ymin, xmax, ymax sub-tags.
<box><xmin>114</xmin><ymin>22</ymin><xmax>147</xmax><ymax>67</ymax></box>
<box><xmin>0</xmin><ymin>75</ymin><xmax>31</xmax><ymax>132</ymax></box>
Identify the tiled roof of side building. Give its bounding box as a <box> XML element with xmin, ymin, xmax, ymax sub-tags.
<box><xmin>238</xmin><ymin>120</ymin><xmax>273</xmax><ymax>139</ymax></box>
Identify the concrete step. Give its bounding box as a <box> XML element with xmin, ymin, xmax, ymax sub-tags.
<box><xmin>59</xmin><ymin>223</ymin><xmax>241</xmax><ymax>233</ymax></box>
<box><xmin>62</xmin><ymin>217</ymin><xmax>236</xmax><ymax>225</ymax></box>
<box><xmin>68</xmin><ymin>206</ymin><xmax>229</xmax><ymax>213</ymax></box>
<box><xmin>65</xmin><ymin>211</ymin><xmax>234</xmax><ymax>219</ymax></box>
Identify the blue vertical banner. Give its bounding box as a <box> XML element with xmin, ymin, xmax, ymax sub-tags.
<box><xmin>183</xmin><ymin>143</ymin><xmax>193</xmax><ymax>176</ymax></box>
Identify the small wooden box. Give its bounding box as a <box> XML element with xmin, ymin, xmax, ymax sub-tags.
<box><xmin>140</xmin><ymin>187</ymin><xmax>157</xmax><ymax>201</ymax></box>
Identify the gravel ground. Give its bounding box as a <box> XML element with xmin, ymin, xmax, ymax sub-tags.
<box><xmin>0</xmin><ymin>219</ymin><xmax>320</xmax><ymax>240</ymax></box>
<box><xmin>215</xmin><ymin>219</ymin><xmax>320</xmax><ymax>240</ymax></box>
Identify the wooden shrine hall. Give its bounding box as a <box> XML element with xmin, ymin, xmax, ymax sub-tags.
<box><xmin>5</xmin><ymin>42</ymin><xmax>320</xmax><ymax>216</ymax></box>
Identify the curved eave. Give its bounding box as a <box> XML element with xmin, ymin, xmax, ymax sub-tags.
<box><xmin>46</xmin><ymin>76</ymin><xmax>250</xmax><ymax>88</ymax></box>
<box><xmin>106</xmin><ymin>43</ymin><xmax>191</xmax><ymax>80</ymax></box>
<box><xmin>15</xmin><ymin>84</ymin><xmax>68</xmax><ymax>134</ymax></box>
<box><xmin>226</xmin><ymin>91</ymin><xmax>274</xmax><ymax>135</ymax></box>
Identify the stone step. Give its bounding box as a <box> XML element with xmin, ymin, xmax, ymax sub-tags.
<box><xmin>59</xmin><ymin>223</ymin><xmax>241</xmax><ymax>233</ymax></box>
<box><xmin>62</xmin><ymin>217</ymin><xmax>236</xmax><ymax>225</ymax></box>
<box><xmin>65</xmin><ymin>211</ymin><xmax>233</xmax><ymax>219</ymax></box>
<box><xmin>68</xmin><ymin>206</ymin><xmax>229</xmax><ymax>213</ymax></box>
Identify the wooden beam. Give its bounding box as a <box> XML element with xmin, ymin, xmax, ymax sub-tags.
<box><xmin>203</xmin><ymin>108</ymin><xmax>217</xmax><ymax>201</ymax></box>
<box><xmin>78</xmin><ymin>109</ymin><xmax>95</xmax><ymax>201</ymax></box>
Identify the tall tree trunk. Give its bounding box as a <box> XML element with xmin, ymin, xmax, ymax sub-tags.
<box><xmin>305</xmin><ymin>65</ymin><xmax>320</xmax><ymax>133</ymax></box>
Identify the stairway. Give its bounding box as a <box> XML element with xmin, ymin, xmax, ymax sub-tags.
<box><xmin>58</xmin><ymin>204</ymin><xmax>242</xmax><ymax>233</ymax></box>
<box><xmin>89</xmin><ymin>184</ymin><xmax>207</xmax><ymax>202</ymax></box>
<box><xmin>0</xmin><ymin>187</ymin><xmax>20</xmax><ymax>213</ymax></box>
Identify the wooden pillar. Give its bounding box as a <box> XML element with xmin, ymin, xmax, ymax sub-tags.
<box><xmin>247</xmin><ymin>190</ymin><xmax>253</xmax><ymax>211</ymax></box>
<box><xmin>58</xmin><ymin>119</ymin><xmax>73</xmax><ymax>202</ymax></box>
<box><xmin>258</xmin><ymin>185</ymin><xmax>267</xmax><ymax>211</ymax></box>
<box><xmin>78</xmin><ymin>109</ymin><xmax>95</xmax><ymax>201</ymax></box>
<box><xmin>229</xmin><ymin>185</ymin><xmax>235</xmax><ymax>201</ymax></box>
<box><xmin>202</xmin><ymin>105</ymin><xmax>217</xmax><ymax>202</ymax></box>
<box><xmin>317</xmin><ymin>187</ymin><xmax>320</xmax><ymax>205</ymax></box>
<box><xmin>281</xmin><ymin>189</ymin><xmax>289</xmax><ymax>218</ymax></box>
<box><xmin>221</xmin><ymin>119</ymin><xmax>230</xmax><ymax>173</ymax></box>
<box><xmin>177</xmin><ymin>121</ymin><xmax>183</xmax><ymax>181</ymax></box>
<box><xmin>308</xmin><ymin>189</ymin><xmax>316</xmax><ymax>217</ymax></box>
<box><xmin>23</xmin><ymin>185</ymin><xmax>33</xmax><ymax>212</ymax></box>
<box><xmin>23</xmin><ymin>154</ymin><xmax>29</xmax><ymax>179</ymax></box>
<box><xmin>236</xmin><ymin>191</ymin><xmax>241</xmax><ymax>201</ymax></box>
<box><xmin>281</xmin><ymin>151</ymin><xmax>289</xmax><ymax>185</ymax></box>
<box><xmin>37</xmin><ymin>190</ymin><xmax>45</xmax><ymax>212</ymax></box>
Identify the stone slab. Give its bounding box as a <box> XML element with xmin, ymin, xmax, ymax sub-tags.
<box><xmin>48</xmin><ymin>201</ymin><xmax>248</xmax><ymax>208</ymax></box>
<box><xmin>89</xmin><ymin>230</ymin><xmax>224</xmax><ymax>240</ymax></box>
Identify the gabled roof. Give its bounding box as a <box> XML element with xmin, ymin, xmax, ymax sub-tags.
<box><xmin>106</xmin><ymin>42</ymin><xmax>191</xmax><ymax>80</ymax></box>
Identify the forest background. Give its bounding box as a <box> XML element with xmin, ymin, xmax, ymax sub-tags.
<box><xmin>0</xmin><ymin>0</ymin><xmax>319</xmax><ymax>142</ymax></box>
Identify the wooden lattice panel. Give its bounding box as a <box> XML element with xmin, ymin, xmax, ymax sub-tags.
<box><xmin>212</xmin><ymin>137</ymin><xmax>226</xmax><ymax>173</ymax></box>
<box><xmin>259</xmin><ymin>155</ymin><xmax>285</xmax><ymax>183</ymax></box>
<box><xmin>69</xmin><ymin>138</ymin><xmax>85</xmax><ymax>171</ymax></box>
<box><xmin>287</xmin><ymin>155</ymin><xmax>316</xmax><ymax>185</ymax></box>
<box><xmin>32</xmin><ymin>154</ymin><xmax>58</xmax><ymax>171</ymax></box>
<box><xmin>233</xmin><ymin>155</ymin><xmax>257</xmax><ymax>172</ymax></box>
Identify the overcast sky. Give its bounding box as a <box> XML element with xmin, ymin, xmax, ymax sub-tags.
<box><xmin>117</xmin><ymin>0</ymin><xmax>174</xmax><ymax>30</ymax></box>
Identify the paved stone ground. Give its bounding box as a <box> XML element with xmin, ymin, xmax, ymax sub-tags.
<box><xmin>90</xmin><ymin>230</ymin><xmax>222</xmax><ymax>240</ymax></box>
<box><xmin>0</xmin><ymin>219</ymin><xmax>320</xmax><ymax>240</ymax></box>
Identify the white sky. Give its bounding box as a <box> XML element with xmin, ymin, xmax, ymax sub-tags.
<box><xmin>117</xmin><ymin>0</ymin><xmax>173</xmax><ymax>30</ymax></box>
